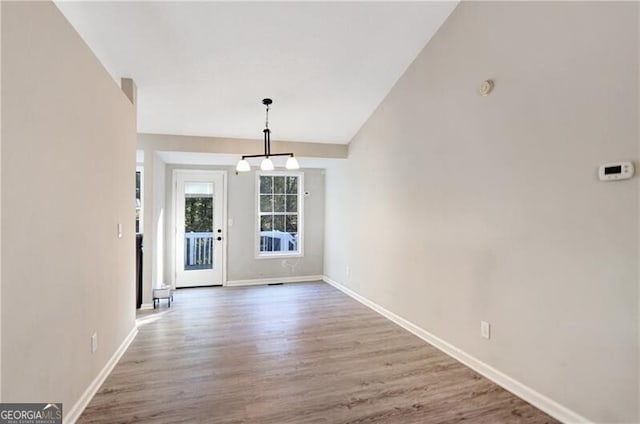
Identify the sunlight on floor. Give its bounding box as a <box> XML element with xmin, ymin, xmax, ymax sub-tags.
<box><xmin>136</xmin><ymin>310</ymin><xmax>170</xmax><ymax>327</ymax></box>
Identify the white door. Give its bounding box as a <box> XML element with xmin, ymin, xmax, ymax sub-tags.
<box><xmin>175</xmin><ymin>171</ymin><xmax>225</xmax><ymax>287</ymax></box>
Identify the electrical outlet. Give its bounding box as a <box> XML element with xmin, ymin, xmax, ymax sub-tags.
<box><xmin>91</xmin><ymin>332</ymin><xmax>98</xmax><ymax>353</ymax></box>
<box><xmin>117</xmin><ymin>223</ymin><xmax>123</xmax><ymax>239</ymax></box>
<box><xmin>346</xmin><ymin>266</ymin><xmax>351</xmax><ymax>277</ymax></box>
<box><xmin>480</xmin><ymin>321</ymin><xmax>491</xmax><ymax>340</ymax></box>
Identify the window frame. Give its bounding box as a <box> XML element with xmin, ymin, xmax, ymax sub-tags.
<box><xmin>255</xmin><ymin>170</ymin><xmax>304</xmax><ymax>259</ymax></box>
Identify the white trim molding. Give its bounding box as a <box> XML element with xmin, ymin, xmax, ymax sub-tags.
<box><xmin>140</xmin><ymin>303</ymin><xmax>154</xmax><ymax>310</ymax></box>
<box><xmin>65</xmin><ymin>326</ymin><xmax>138</xmax><ymax>424</ymax></box>
<box><xmin>322</xmin><ymin>276</ymin><xmax>592</xmax><ymax>424</ymax></box>
<box><xmin>226</xmin><ymin>275</ymin><xmax>322</xmax><ymax>287</ymax></box>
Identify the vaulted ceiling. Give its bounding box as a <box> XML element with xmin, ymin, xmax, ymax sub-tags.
<box><xmin>55</xmin><ymin>1</ymin><xmax>457</xmax><ymax>144</ymax></box>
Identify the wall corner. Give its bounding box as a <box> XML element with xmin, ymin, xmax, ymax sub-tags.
<box><xmin>121</xmin><ymin>78</ymin><xmax>137</xmax><ymax>107</ymax></box>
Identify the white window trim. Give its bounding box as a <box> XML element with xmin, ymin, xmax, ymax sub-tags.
<box><xmin>255</xmin><ymin>170</ymin><xmax>304</xmax><ymax>259</ymax></box>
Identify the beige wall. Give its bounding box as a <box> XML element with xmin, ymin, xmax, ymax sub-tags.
<box><xmin>163</xmin><ymin>164</ymin><xmax>324</xmax><ymax>284</ymax></box>
<box><xmin>638</xmin><ymin>4</ymin><xmax>640</xmax><ymax>419</ymax></box>
<box><xmin>0</xmin><ymin>0</ymin><xmax>3</xmax><ymax>402</ymax></box>
<box><xmin>324</xmin><ymin>2</ymin><xmax>639</xmax><ymax>423</ymax></box>
<box><xmin>1</xmin><ymin>1</ymin><xmax>136</xmax><ymax>417</ymax></box>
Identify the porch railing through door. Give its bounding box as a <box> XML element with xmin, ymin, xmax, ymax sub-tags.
<box><xmin>185</xmin><ymin>232</ymin><xmax>214</xmax><ymax>270</ymax></box>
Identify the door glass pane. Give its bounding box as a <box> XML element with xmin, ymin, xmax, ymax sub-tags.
<box><xmin>184</xmin><ymin>181</ymin><xmax>214</xmax><ymax>271</ymax></box>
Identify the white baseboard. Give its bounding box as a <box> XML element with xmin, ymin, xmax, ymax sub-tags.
<box><xmin>140</xmin><ymin>303</ymin><xmax>153</xmax><ymax>310</ymax></box>
<box><xmin>322</xmin><ymin>276</ymin><xmax>591</xmax><ymax>424</ymax></box>
<box><xmin>65</xmin><ymin>326</ymin><xmax>138</xmax><ymax>424</ymax></box>
<box><xmin>226</xmin><ymin>275</ymin><xmax>323</xmax><ymax>287</ymax></box>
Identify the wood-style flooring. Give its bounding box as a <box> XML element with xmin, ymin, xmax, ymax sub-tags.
<box><xmin>78</xmin><ymin>282</ymin><xmax>558</xmax><ymax>424</ymax></box>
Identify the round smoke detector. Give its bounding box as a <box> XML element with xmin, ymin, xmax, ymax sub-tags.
<box><xmin>479</xmin><ymin>79</ymin><xmax>495</xmax><ymax>96</ymax></box>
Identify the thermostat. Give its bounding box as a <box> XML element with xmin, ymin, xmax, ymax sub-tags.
<box><xmin>598</xmin><ymin>161</ymin><xmax>634</xmax><ymax>181</ymax></box>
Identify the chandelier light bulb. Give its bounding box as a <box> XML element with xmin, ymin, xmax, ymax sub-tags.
<box><xmin>236</xmin><ymin>159</ymin><xmax>251</xmax><ymax>172</ymax></box>
<box><xmin>285</xmin><ymin>156</ymin><xmax>300</xmax><ymax>170</ymax></box>
<box><xmin>260</xmin><ymin>157</ymin><xmax>274</xmax><ymax>171</ymax></box>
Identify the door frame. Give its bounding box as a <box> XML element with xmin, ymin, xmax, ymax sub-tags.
<box><xmin>171</xmin><ymin>169</ymin><xmax>228</xmax><ymax>288</ymax></box>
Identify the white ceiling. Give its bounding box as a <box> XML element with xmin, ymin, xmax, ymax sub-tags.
<box><xmin>55</xmin><ymin>1</ymin><xmax>457</xmax><ymax>144</ymax></box>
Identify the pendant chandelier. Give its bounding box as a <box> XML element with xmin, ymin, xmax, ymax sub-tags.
<box><xmin>236</xmin><ymin>98</ymin><xmax>299</xmax><ymax>172</ymax></box>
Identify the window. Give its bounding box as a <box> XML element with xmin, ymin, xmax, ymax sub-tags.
<box><xmin>257</xmin><ymin>172</ymin><xmax>303</xmax><ymax>257</ymax></box>
<box><xmin>135</xmin><ymin>167</ymin><xmax>143</xmax><ymax>234</ymax></box>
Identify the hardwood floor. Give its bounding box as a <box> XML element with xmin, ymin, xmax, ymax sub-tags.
<box><xmin>78</xmin><ymin>282</ymin><xmax>558</xmax><ymax>424</ymax></box>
